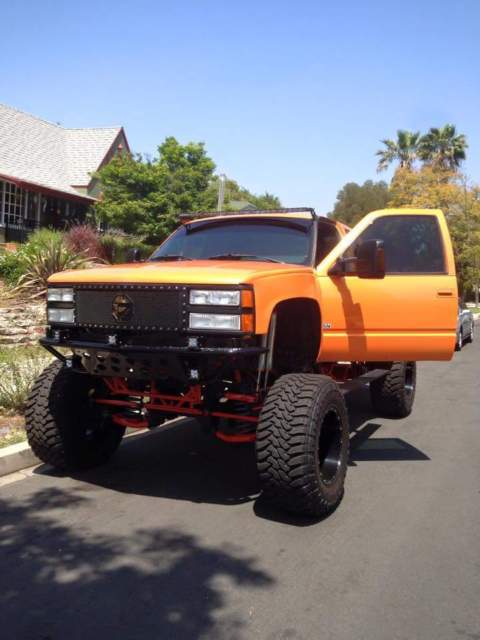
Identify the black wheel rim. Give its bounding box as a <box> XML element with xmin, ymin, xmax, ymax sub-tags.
<box><xmin>318</xmin><ymin>408</ymin><xmax>343</xmax><ymax>484</ymax></box>
<box><xmin>404</xmin><ymin>363</ymin><xmax>415</xmax><ymax>397</ymax></box>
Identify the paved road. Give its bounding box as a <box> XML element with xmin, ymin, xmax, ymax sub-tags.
<box><xmin>1</xmin><ymin>339</ymin><xmax>479</xmax><ymax>640</ymax></box>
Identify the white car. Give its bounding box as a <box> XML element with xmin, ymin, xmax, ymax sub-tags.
<box><xmin>456</xmin><ymin>303</ymin><xmax>474</xmax><ymax>350</ymax></box>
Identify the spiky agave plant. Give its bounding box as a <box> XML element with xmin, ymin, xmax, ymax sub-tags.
<box><xmin>13</xmin><ymin>235</ymin><xmax>96</xmax><ymax>297</ymax></box>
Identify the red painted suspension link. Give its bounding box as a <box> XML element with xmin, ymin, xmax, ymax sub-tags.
<box><xmin>215</xmin><ymin>431</ymin><xmax>256</xmax><ymax>443</ymax></box>
<box><xmin>112</xmin><ymin>415</ymin><xmax>149</xmax><ymax>429</ymax></box>
<box><xmin>97</xmin><ymin>378</ymin><xmax>261</xmax><ymax>431</ymax></box>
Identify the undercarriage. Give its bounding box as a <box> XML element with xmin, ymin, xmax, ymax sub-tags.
<box><xmin>40</xmin><ymin>326</ymin><xmax>390</xmax><ymax>444</ymax></box>
<box><xmin>41</xmin><ymin>325</ymin><xmax>269</xmax><ymax>443</ymax></box>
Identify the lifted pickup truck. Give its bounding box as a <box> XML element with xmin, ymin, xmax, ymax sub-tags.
<box><xmin>26</xmin><ymin>207</ymin><xmax>457</xmax><ymax>517</ymax></box>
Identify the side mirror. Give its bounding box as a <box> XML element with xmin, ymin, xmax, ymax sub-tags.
<box><xmin>355</xmin><ymin>239</ymin><xmax>385</xmax><ymax>279</ymax></box>
<box><xmin>328</xmin><ymin>239</ymin><xmax>385</xmax><ymax>279</ymax></box>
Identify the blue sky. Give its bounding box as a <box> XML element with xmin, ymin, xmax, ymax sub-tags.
<box><xmin>1</xmin><ymin>0</ymin><xmax>479</xmax><ymax>214</ymax></box>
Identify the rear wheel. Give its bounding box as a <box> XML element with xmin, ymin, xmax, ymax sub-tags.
<box><xmin>256</xmin><ymin>374</ymin><xmax>349</xmax><ymax>517</ymax></box>
<box><xmin>370</xmin><ymin>361</ymin><xmax>416</xmax><ymax>418</ymax></box>
<box><xmin>25</xmin><ymin>361</ymin><xmax>125</xmax><ymax>470</ymax></box>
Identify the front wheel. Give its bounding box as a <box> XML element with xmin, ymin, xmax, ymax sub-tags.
<box><xmin>256</xmin><ymin>374</ymin><xmax>349</xmax><ymax>517</ymax></box>
<box><xmin>456</xmin><ymin>328</ymin><xmax>463</xmax><ymax>351</ymax></box>
<box><xmin>25</xmin><ymin>361</ymin><xmax>125</xmax><ymax>470</ymax></box>
<box><xmin>370</xmin><ymin>361</ymin><xmax>416</xmax><ymax>418</ymax></box>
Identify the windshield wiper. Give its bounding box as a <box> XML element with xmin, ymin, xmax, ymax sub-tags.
<box><xmin>150</xmin><ymin>255</ymin><xmax>193</xmax><ymax>262</ymax></box>
<box><xmin>207</xmin><ymin>253</ymin><xmax>282</xmax><ymax>263</ymax></box>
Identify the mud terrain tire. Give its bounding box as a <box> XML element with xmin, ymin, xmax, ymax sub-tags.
<box><xmin>256</xmin><ymin>374</ymin><xmax>349</xmax><ymax>517</ymax></box>
<box><xmin>25</xmin><ymin>361</ymin><xmax>125</xmax><ymax>470</ymax></box>
<box><xmin>370</xmin><ymin>361</ymin><xmax>416</xmax><ymax>418</ymax></box>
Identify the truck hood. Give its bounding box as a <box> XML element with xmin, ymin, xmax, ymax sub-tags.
<box><xmin>48</xmin><ymin>260</ymin><xmax>312</xmax><ymax>286</ymax></box>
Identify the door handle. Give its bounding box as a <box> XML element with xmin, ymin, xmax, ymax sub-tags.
<box><xmin>437</xmin><ymin>289</ymin><xmax>454</xmax><ymax>297</ymax></box>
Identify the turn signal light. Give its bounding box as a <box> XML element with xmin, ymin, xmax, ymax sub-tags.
<box><xmin>241</xmin><ymin>313</ymin><xmax>254</xmax><ymax>332</ymax></box>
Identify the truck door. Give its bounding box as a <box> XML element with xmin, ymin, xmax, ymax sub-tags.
<box><xmin>315</xmin><ymin>209</ymin><xmax>458</xmax><ymax>362</ymax></box>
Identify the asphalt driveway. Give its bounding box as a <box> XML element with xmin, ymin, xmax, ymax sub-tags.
<box><xmin>1</xmin><ymin>338</ymin><xmax>479</xmax><ymax>640</ymax></box>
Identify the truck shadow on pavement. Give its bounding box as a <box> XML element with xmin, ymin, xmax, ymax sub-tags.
<box><xmin>0</xmin><ymin>487</ymin><xmax>273</xmax><ymax>640</ymax></box>
<box><xmin>346</xmin><ymin>387</ymin><xmax>430</xmax><ymax>465</ymax></box>
<box><xmin>34</xmin><ymin>387</ymin><xmax>429</xmax><ymax>524</ymax></box>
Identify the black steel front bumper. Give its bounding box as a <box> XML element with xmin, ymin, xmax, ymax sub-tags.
<box><xmin>40</xmin><ymin>336</ymin><xmax>267</xmax><ymax>382</ymax></box>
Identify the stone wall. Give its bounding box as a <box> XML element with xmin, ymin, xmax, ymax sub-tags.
<box><xmin>0</xmin><ymin>301</ymin><xmax>46</xmax><ymax>346</ymax></box>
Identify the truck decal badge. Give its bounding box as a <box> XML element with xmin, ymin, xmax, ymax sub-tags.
<box><xmin>112</xmin><ymin>294</ymin><xmax>134</xmax><ymax>322</ymax></box>
<box><xmin>323</xmin><ymin>322</ymin><xmax>332</xmax><ymax>329</ymax></box>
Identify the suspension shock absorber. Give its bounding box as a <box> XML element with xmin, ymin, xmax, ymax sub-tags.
<box><xmin>256</xmin><ymin>311</ymin><xmax>277</xmax><ymax>393</ymax></box>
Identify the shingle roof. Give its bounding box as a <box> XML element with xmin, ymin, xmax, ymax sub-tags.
<box><xmin>0</xmin><ymin>103</ymin><xmax>123</xmax><ymax>198</ymax></box>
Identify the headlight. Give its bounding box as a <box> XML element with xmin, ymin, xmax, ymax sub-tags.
<box><xmin>189</xmin><ymin>313</ymin><xmax>241</xmax><ymax>330</ymax></box>
<box><xmin>189</xmin><ymin>289</ymin><xmax>240</xmax><ymax>306</ymax></box>
<box><xmin>47</xmin><ymin>287</ymin><xmax>74</xmax><ymax>302</ymax></box>
<box><xmin>47</xmin><ymin>308</ymin><xmax>75</xmax><ymax>324</ymax></box>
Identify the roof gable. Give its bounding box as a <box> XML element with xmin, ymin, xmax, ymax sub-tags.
<box><xmin>64</xmin><ymin>127</ymin><xmax>123</xmax><ymax>186</ymax></box>
<box><xmin>0</xmin><ymin>103</ymin><xmax>124</xmax><ymax>198</ymax></box>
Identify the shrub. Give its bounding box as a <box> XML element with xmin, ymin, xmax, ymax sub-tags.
<box><xmin>65</xmin><ymin>225</ymin><xmax>106</xmax><ymax>260</ymax></box>
<box><xmin>100</xmin><ymin>231</ymin><xmax>154</xmax><ymax>263</ymax></box>
<box><xmin>27</xmin><ymin>228</ymin><xmax>63</xmax><ymax>249</ymax></box>
<box><xmin>0</xmin><ymin>248</ymin><xmax>27</xmax><ymax>287</ymax></box>
<box><xmin>14</xmin><ymin>235</ymin><xmax>93</xmax><ymax>295</ymax></box>
<box><xmin>0</xmin><ymin>229</ymin><xmax>65</xmax><ymax>288</ymax></box>
<box><xmin>98</xmin><ymin>234</ymin><xmax>118</xmax><ymax>263</ymax></box>
<box><xmin>0</xmin><ymin>353</ymin><xmax>52</xmax><ymax>414</ymax></box>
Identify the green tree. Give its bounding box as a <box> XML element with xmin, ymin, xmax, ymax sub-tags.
<box><xmin>250</xmin><ymin>191</ymin><xmax>282</xmax><ymax>210</ymax></box>
<box><xmin>418</xmin><ymin>124</ymin><xmax>468</xmax><ymax>170</ymax></box>
<box><xmin>389</xmin><ymin>166</ymin><xmax>480</xmax><ymax>297</ymax></box>
<box><xmin>93</xmin><ymin>139</ymin><xmax>281</xmax><ymax>243</ymax></box>
<box><xmin>376</xmin><ymin>130</ymin><xmax>421</xmax><ymax>172</ymax></box>
<box><xmin>202</xmin><ymin>176</ymin><xmax>281</xmax><ymax>211</ymax></box>
<box><xmin>329</xmin><ymin>180</ymin><xmax>390</xmax><ymax>226</ymax></box>
<box><xmin>93</xmin><ymin>137</ymin><xmax>216</xmax><ymax>243</ymax></box>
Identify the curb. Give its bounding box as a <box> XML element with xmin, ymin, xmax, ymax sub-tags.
<box><xmin>0</xmin><ymin>441</ymin><xmax>39</xmax><ymax>477</ymax></box>
<box><xmin>0</xmin><ymin>417</ymin><xmax>188</xmax><ymax>479</ymax></box>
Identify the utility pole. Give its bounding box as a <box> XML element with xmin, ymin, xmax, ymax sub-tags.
<box><xmin>217</xmin><ymin>173</ymin><xmax>226</xmax><ymax>211</ymax></box>
<box><xmin>475</xmin><ymin>254</ymin><xmax>479</xmax><ymax>306</ymax></box>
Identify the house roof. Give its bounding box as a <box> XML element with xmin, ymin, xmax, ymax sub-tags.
<box><xmin>0</xmin><ymin>103</ymin><xmax>126</xmax><ymax>199</ymax></box>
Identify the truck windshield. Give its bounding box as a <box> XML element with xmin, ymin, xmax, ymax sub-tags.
<box><xmin>150</xmin><ymin>218</ymin><xmax>314</xmax><ymax>265</ymax></box>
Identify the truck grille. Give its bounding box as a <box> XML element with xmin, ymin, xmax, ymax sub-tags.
<box><xmin>74</xmin><ymin>285</ymin><xmax>183</xmax><ymax>331</ymax></box>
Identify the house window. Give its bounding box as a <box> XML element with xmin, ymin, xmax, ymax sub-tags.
<box><xmin>4</xmin><ymin>181</ymin><xmax>25</xmax><ymax>227</ymax></box>
<box><xmin>0</xmin><ymin>180</ymin><xmax>4</xmax><ymax>225</ymax></box>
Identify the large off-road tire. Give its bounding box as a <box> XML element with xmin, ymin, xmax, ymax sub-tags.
<box><xmin>25</xmin><ymin>361</ymin><xmax>125</xmax><ymax>470</ymax></box>
<box><xmin>370</xmin><ymin>361</ymin><xmax>416</xmax><ymax>418</ymax></box>
<box><xmin>256</xmin><ymin>374</ymin><xmax>349</xmax><ymax>517</ymax></box>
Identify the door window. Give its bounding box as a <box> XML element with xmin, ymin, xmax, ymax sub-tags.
<box><xmin>346</xmin><ymin>215</ymin><xmax>446</xmax><ymax>274</ymax></box>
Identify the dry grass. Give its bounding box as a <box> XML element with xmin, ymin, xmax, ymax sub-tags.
<box><xmin>0</xmin><ymin>415</ymin><xmax>26</xmax><ymax>448</ymax></box>
<box><xmin>0</xmin><ymin>346</ymin><xmax>53</xmax><ymax>416</ymax></box>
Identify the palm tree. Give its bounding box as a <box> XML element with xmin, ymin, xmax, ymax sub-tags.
<box><xmin>418</xmin><ymin>124</ymin><xmax>467</xmax><ymax>170</ymax></box>
<box><xmin>376</xmin><ymin>130</ymin><xmax>421</xmax><ymax>172</ymax></box>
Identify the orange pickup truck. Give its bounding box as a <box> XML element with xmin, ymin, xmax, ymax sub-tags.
<box><xmin>26</xmin><ymin>207</ymin><xmax>457</xmax><ymax>517</ymax></box>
